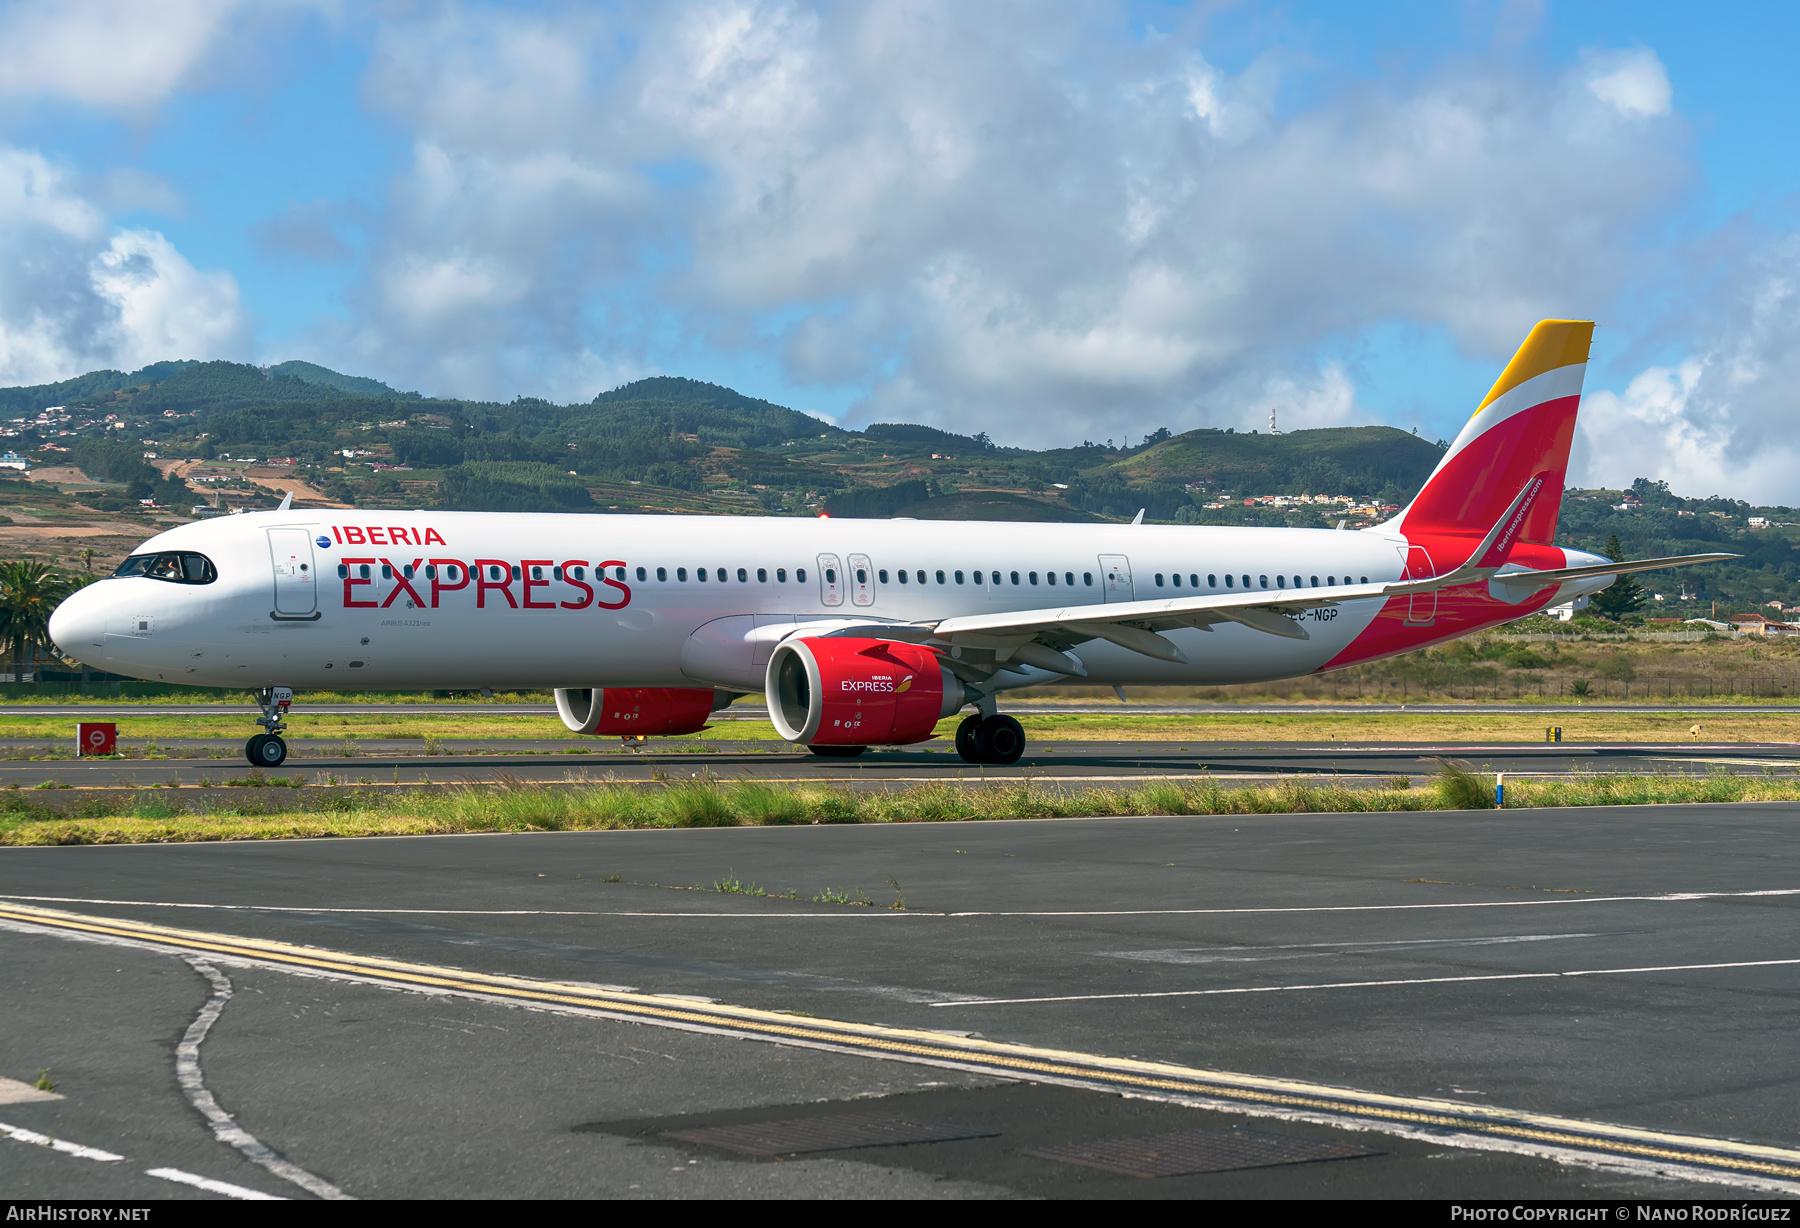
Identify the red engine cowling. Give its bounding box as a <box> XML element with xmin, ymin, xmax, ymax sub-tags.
<box><xmin>554</xmin><ymin>687</ymin><xmax>716</xmax><ymax>736</ymax></box>
<box><xmin>764</xmin><ymin>637</ymin><xmax>962</xmax><ymax>746</ymax></box>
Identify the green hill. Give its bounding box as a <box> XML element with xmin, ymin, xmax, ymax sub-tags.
<box><xmin>269</xmin><ymin>360</ymin><xmax>407</xmax><ymax>400</ymax></box>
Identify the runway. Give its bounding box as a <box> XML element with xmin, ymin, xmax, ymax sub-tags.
<box><xmin>0</xmin><ymin>738</ymin><xmax>1795</xmax><ymax>791</ymax></box>
<box><xmin>3</xmin><ymin>801</ymin><xmax>1798</xmax><ymax>1198</ymax></box>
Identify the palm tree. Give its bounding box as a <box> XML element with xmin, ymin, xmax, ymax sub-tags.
<box><xmin>0</xmin><ymin>562</ymin><xmax>74</xmax><ymax>684</ymax></box>
<box><xmin>79</xmin><ymin>547</ymin><xmax>94</xmax><ymax>573</ymax></box>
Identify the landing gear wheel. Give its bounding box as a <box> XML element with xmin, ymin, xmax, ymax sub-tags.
<box><xmin>977</xmin><ymin>715</ymin><xmax>1026</xmax><ymax>765</ymax></box>
<box><xmin>955</xmin><ymin>715</ymin><xmax>984</xmax><ymax>763</ymax></box>
<box><xmin>244</xmin><ymin>735</ymin><xmax>266</xmax><ymax>765</ymax></box>
<box><xmin>251</xmin><ymin>735</ymin><xmax>288</xmax><ymax>768</ymax></box>
<box><xmin>807</xmin><ymin>744</ymin><xmax>867</xmax><ymax>758</ymax></box>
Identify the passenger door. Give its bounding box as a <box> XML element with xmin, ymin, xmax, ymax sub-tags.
<box><xmin>269</xmin><ymin>528</ymin><xmax>318</xmax><ymax>618</ymax></box>
<box><xmin>1098</xmin><ymin>554</ymin><xmax>1134</xmax><ymax>603</ymax></box>
<box><xmin>816</xmin><ymin>553</ymin><xmax>844</xmax><ymax>607</ymax></box>
<box><xmin>847</xmin><ymin>553</ymin><xmax>874</xmax><ymax>606</ymax></box>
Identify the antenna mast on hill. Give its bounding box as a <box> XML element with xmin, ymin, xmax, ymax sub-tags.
<box><xmin>1269</xmin><ymin>407</ymin><xmax>1280</xmax><ymax>435</ymax></box>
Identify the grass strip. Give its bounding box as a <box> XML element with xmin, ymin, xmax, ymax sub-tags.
<box><xmin>1</xmin><ymin>765</ymin><xmax>1794</xmax><ymax>846</ymax></box>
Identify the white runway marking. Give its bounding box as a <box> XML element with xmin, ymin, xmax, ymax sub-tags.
<box><xmin>0</xmin><ymin>1120</ymin><xmax>123</xmax><ymax>1162</ymax></box>
<box><xmin>147</xmin><ymin>1166</ymin><xmax>284</xmax><ymax>1200</ymax></box>
<box><xmin>1101</xmin><ymin>932</ymin><xmax>1601</xmax><ymax>965</ymax></box>
<box><xmin>1</xmin><ymin>886</ymin><xmax>1795</xmax><ymax>919</ymax></box>
<box><xmin>176</xmin><ymin>957</ymin><xmax>354</xmax><ymax>1200</ymax></box>
<box><xmin>934</xmin><ymin>957</ymin><xmax>1800</xmax><ymax>1007</ymax></box>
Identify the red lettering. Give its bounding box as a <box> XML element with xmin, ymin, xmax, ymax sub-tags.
<box><xmin>474</xmin><ymin>558</ymin><xmax>518</xmax><ymax>609</ymax></box>
<box><xmin>389</xmin><ymin>526</ymin><xmax>412</xmax><ymax>545</ymax></box>
<box><xmin>521</xmin><ymin>558</ymin><xmax>555</xmax><ymax>609</ymax></box>
<box><xmin>344</xmin><ymin>526</ymin><xmax>366</xmax><ymax>545</ymax></box>
<box><xmin>342</xmin><ymin>557</ymin><xmax>377</xmax><ymax>608</ymax></box>
<box><xmin>428</xmin><ymin>558</ymin><xmax>469</xmax><ymax>608</ymax></box>
<box><xmin>424</xmin><ymin>528</ymin><xmax>445</xmax><ymax>545</ymax></box>
<box><xmin>368</xmin><ymin>527</ymin><xmax>387</xmax><ymax>545</ymax></box>
<box><xmin>331</xmin><ymin>526</ymin><xmax>343</xmax><ymax>543</ymax></box>
<box><xmin>560</xmin><ymin>559</ymin><xmax>594</xmax><ymax>610</ymax></box>
<box><xmin>380</xmin><ymin>558</ymin><xmax>427</xmax><ymax>609</ymax></box>
<box><xmin>597</xmin><ymin>559</ymin><xmax>631</xmax><ymax>610</ymax></box>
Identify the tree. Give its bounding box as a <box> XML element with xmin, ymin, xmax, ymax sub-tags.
<box><xmin>1589</xmin><ymin>533</ymin><xmax>1646</xmax><ymax>620</ymax></box>
<box><xmin>0</xmin><ymin>562</ymin><xmax>74</xmax><ymax>683</ymax></box>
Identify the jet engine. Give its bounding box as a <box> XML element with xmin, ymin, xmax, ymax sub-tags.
<box><xmin>554</xmin><ymin>687</ymin><xmax>718</xmax><ymax>736</ymax></box>
<box><xmin>764</xmin><ymin>637</ymin><xmax>963</xmax><ymax>746</ymax></box>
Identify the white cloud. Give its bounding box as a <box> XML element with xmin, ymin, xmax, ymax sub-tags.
<box><xmin>339</xmin><ymin>3</ymin><xmax>1694</xmax><ymax>444</ymax></box>
<box><xmin>1585</xmin><ymin>47</ymin><xmax>1673</xmax><ymax>119</ymax></box>
<box><xmin>0</xmin><ymin>0</ymin><xmax>245</xmax><ymax>110</ymax></box>
<box><xmin>0</xmin><ymin>147</ymin><xmax>248</xmax><ymax>385</ymax></box>
<box><xmin>1575</xmin><ymin>232</ymin><xmax>1800</xmax><ymax>503</ymax></box>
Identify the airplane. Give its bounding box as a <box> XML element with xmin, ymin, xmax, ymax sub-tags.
<box><xmin>48</xmin><ymin>319</ymin><xmax>1732</xmax><ymax>769</ymax></box>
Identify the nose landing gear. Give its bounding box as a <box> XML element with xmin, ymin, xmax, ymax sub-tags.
<box><xmin>246</xmin><ymin>686</ymin><xmax>293</xmax><ymax>767</ymax></box>
<box><xmin>954</xmin><ymin>713</ymin><xmax>1026</xmax><ymax>765</ymax></box>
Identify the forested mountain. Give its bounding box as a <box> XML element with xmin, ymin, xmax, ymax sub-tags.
<box><xmin>3</xmin><ymin>359</ymin><xmax>1797</xmax><ymax>609</ymax></box>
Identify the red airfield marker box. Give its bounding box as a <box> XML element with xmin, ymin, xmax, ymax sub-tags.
<box><xmin>77</xmin><ymin>722</ymin><xmax>116</xmax><ymax>757</ymax></box>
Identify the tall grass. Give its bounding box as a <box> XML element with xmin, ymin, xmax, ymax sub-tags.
<box><xmin>2</xmin><ymin>764</ymin><xmax>1795</xmax><ymax>845</ymax></box>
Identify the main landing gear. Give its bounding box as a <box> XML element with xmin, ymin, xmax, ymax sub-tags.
<box><xmin>955</xmin><ymin>713</ymin><xmax>1025</xmax><ymax>765</ymax></box>
<box><xmin>245</xmin><ymin>686</ymin><xmax>293</xmax><ymax>767</ymax></box>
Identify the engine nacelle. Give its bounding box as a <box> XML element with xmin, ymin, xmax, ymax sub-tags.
<box><xmin>765</xmin><ymin>637</ymin><xmax>962</xmax><ymax>746</ymax></box>
<box><xmin>554</xmin><ymin>687</ymin><xmax>717</xmax><ymax>736</ymax></box>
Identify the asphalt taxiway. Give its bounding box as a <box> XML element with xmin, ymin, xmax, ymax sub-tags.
<box><xmin>0</xmin><ymin>738</ymin><xmax>1794</xmax><ymax>791</ymax></box>
<box><xmin>3</xmin><ymin>800</ymin><xmax>1798</xmax><ymax>1198</ymax></box>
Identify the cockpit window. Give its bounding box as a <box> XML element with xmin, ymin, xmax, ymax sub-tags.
<box><xmin>111</xmin><ymin>551</ymin><xmax>217</xmax><ymax>585</ymax></box>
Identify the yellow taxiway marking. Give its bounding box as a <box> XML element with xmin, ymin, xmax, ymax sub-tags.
<box><xmin>3</xmin><ymin>900</ymin><xmax>1798</xmax><ymax>1187</ymax></box>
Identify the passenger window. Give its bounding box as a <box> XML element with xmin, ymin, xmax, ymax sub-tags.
<box><xmin>1293</xmin><ymin>575</ymin><xmax>1302</xmax><ymax>588</ymax></box>
<box><xmin>1010</xmin><ymin>571</ymin><xmax>1019</xmax><ymax>585</ymax></box>
<box><xmin>1189</xmin><ymin>574</ymin><xmax>1198</xmax><ymax>588</ymax></box>
<box><xmin>777</xmin><ymin>568</ymin><xmax>787</xmax><ymax>582</ymax></box>
<box><xmin>1259</xmin><ymin>576</ymin><xmax>1268</xmax><ymax>588</ymax></box>
<box><xmin>362</xmin><ymin>564</ymin><xmax>372</xmax><ymax>580</ymax></box>
<box><xmin>1170</xmin><ymin>574</ymin><xmax>1179</xmax><ymax>587</ymax></box>
<box><xmin>935</xmin><ymin>570</ymin><xmax>946</xmax><ymax>584</ymax></box>
<box><xmin>1277</xmin><ymin>575</ymin><xmax>1286</xmax><ymax>588</ymax></box>
<box><xmin>1066</xmin><ymin>572</ymin><xmax>1074</xmax><ymax>586</ymax></box>
<box><xmin>657</xmin><ymin>567</ymin><xmax>668</xmax><ymax>581</ymax></box>
<box><xmin>1047</xmin><ymin>571</ymin><xmax>1056</xmax><ymax>586</ymax></box>
<box><xmin>991</xmin><ymin>571</ymin><xmax>1001</xmax><ymax>585</ymax></box>
<box><xmin>1029</xmin><ymin>572</ymin><xmax>1038</xmax><ymax>585</ymax></box>
<box><xmin>1155</xmin><ymin>573</ymin><xmax>1165</xmax><ymax>587</ymax></box>
<box><xmin>677</xmin><ymin>568</ymin><xmax>687</xmax><ymax>581</ymax></box>
<box><xmin>511</xmin><ymin>565</ymin><xmax>520</xmax><ymax>581</ymax></box>
<box><xmin>856</xmin><ymin>568</ymin><xmax>867</xmax><ymax>584</ymax></box>
<box><xmin>878</xmin><ymin>570</ymin><xmax>888</xmax><ymax>583</ymax></box>
<box><xmin>825</xmin><ymin>568</ymin><xmax>836</xmax><ymax>584</ymax></box>
<box><xmin>382</xmin><ymin>564</ymin><xmax>393</xmax><ymax>579</ymax></box>
<box><xmin>1360</xmin><ymin>575</ymin><xmax>1368</xmax><ymax>584</ymax></box>
<box><xmin>1225</xmin><ymin>575</ymin><xmax>1234</xmax><ymax>588</ymax></box>
<box><xmin>897</xmin><ymin>569</ymin><xmax>908</xmax><ymax>584</ymax></box>
<box><xmin>1311</xmin><ymin>576</ymin><xmax>1319</xmax><ymax>587</ymax></box>
<box><xmin>1243</xmin><ymin>575</ymin><xmax>1251</xmax><ymax>588</ymax></box>
<box><xmin>632</xmin><ymin>566</ymin><xmax>642</xmax><ymax>580</ymax></box>
<box><xmin>531</xmin><ymin>566</ymin><xmax>542</xmax><ymax>580</ymax></box>
<box><xmin>425</xmin><ymin>565</ymin><xmax>437</xmax><ymax>579</ymax></box>
<box><xmin>404</xmin><ymin>564</ymin><xmax>415</xmax><ymax>579</ymax></box>
<box><xmin>615</xmin><ymin>566</ymin><xmax>625</xmax><ymax>581</ymax></box>
<box><xmin>1208</xmin><ymin>574</ymin><xmax>1216</xmax><ymax>587</ymax></box>
<box><xmin>738</xmin><ymin>568</ymin><xmax>748</xmax><ymax>582</ymax></box>
<box><xmin>337</xmin><ymin>563</ymin><xmax>348</xmax><ymax>578</ymax></box>
<box><xmin>916</xmin><ymin>570</ymin><xmax>926</xmax><ymax>584</ymax></box>
<box><xmin>758</xmin><ymin>568</ymin><xmax>768</xmax><ymax>582</ymax></box>
<box><xmin>797</xmin><ymin>568</ymin><xmax>807</xmax><ymax>582</ymax></box>
<box><xmin>1083</xmin><ymin>572</ymin><xmax>1092</xmax><ymax>586</ymax></box>
<box><xmin>718</xmin><ymin>568</ymin><xmax>727</xmax><ymax>582</ymax></box>
<box><xmin>552</xmin><ymin>566</ymin><xmax>563</xmax><ymax>581</ymax></box>
<box><xmin>954</xmin><ymin>570</ymin><xmax>963</xmax><ymax>584</ymax></box>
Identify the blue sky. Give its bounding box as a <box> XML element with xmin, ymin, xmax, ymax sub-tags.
<box><xmin>1</xmin><ymin>1</ymin><xmax>1797</xmax><ymax>497</ymax></box>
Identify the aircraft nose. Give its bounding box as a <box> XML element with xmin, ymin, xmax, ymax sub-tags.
<box><xmin>49</xmin><ymin>583</ymin><xmax>107</xmax><ymax>658</ymax></box>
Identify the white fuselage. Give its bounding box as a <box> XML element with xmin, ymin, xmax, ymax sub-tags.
<box><xmin>49</xmin><ymin>510</ymin><xmax>1601</xmax><ymax>692</ymax></box>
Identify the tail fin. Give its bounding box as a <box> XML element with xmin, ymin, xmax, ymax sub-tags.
<box><xmin>1392</xmin><ymin>319</ymin><xmax>1593</xmax><ymax>546</ymax></box>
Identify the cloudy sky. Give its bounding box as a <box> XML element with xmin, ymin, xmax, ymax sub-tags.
<box><xmin>0</xmin><ymin>0</ymin><xmax>1795</xmax><ymax>498</ymax></box>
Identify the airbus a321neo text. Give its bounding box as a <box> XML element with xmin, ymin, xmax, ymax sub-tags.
<box><xmin>48</xmin><ymin>320</ymin><xmax>1732</xmax><ymax>768</ymax></box>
